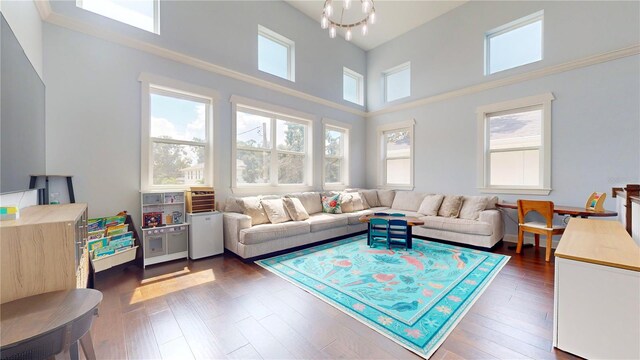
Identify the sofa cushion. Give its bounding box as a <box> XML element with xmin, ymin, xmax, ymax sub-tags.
<box><xmin>286</xmin><ymin>192</ymin><xmax>322</xmax><ymax>215</ymax></box>
<box><xmin>391</xmin><ymin>191</ymin><xmax>426</xmax><ymax>211</ymax></box>
<box><xmin>283</xmin><ymin>197</ymin><xmax>309</xmax><ymax>221</ymax></box>
<box><xmin>360</xmin><ymin>192</ymin><xmax>371</xmax><ymax>209</ymax></box>
<box><xmin>418</xmin><ymin>194</ymin><xmax>445</xmax><ymax>216</ymax></box>
<box><xmin>377</xmin><ymin>190</ymin><xmax>396</xmax><ymax>207</ymax></box>
<box><xmin>321</xmin><ymin>193</ymin><xmax>342</xmax><ymax>214</ymax></box>
<box><xmin>239</xmin><ymin>221</ymin><xmax>310</xmax><ymax>245</ymax></box>
<box><xmin>421</xmin><ymin>216</ymin><xmax>493</xmax><ymax>236</ymax></box>
<box><xmin>305</xmin><ymin>213</ymin><xmax>348</xmax><ymax>232</ymax></box>
<box><xmin>343</xmin><ymin>209</ymin><xmax>375</xmax><ymax>225</ymax></box>
<box><xmin>438</xmin><ymin>196</ymin><xmax>463</xmax><ymax>218</ymax></box>
<box><xmin>361</xmin><ymin>190</ymin><xmax>380</xmax><ymax>207</ymax></box>
<box><xmin>341</xmin><ymin>192</ymin><xmax>365</xmax><ymax>213</ymax></box>
<box><xmin>224</xmin><ymin>197</ymin><xmax>244</xmax><ymax>213</ymax></box>
<box><xmin>239</xmin><ymin>197</ymin><xmax>270</xmax><ymax>225</ymax></box>
<box><xmin>261</xmin><ymin>199</ymin><xmax>291</xmax><ymax>224</ymax></box>
<box><xmin>459</xmin><ymin>196</ymin><xmax>490</xmax><ymax>221</ymax></box>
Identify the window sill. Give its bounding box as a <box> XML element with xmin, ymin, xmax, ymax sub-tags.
<box><xmin>323</xmin><ymin>184</ymin><xmax>348</xmax><ymax>191</ymax></box>
<box><xmin>478</xmin><ymin>187</ymin><xmax>552</xmax><ymax>196</ymax></box>
<box><xmin>378</xmin><ymin>184</ymin><xmax>415</xmax><ymax>191</ymax></box>
<box><xmin>231</xmin><ymin>185</ymin><xmax>315</xmax><ymax>196</ymax></box>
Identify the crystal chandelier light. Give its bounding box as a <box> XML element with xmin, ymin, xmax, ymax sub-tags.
<box><xmin>321</xmin><ymin>0</ymin><xmax>376</xmax><ymax>40</ymax></box>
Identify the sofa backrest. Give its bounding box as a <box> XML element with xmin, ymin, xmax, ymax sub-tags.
<box><xmin>391</xmin><ymin>191</ymin><xmax>427</xmax><ymax>211</ymax></box>
<box><xmin>285</xmin><ymin>192</ymin><xmax>322</xmax><ymax>215</ymax></box>
<box><xmin>377</xmin><ymin>190</ymin><xmax>396</xmax><ymax>207</ymax></box>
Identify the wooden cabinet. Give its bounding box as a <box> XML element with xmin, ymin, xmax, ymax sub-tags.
<box><xmin>0</xmin><ymin>204</ymin><xmax>88</xmax><ymax>304</ymax></box>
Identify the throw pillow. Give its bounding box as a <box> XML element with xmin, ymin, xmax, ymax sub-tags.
<box><xmin>418</xmin><ymin>194</ymin><xmax>445</xmax><ymax>216</ymax></box>
<box><xmin>282</xmin><ymin>197</ymin><xmax>310</xmax><ymax>221</ymax></box>
<box><xmin>459</xmin><ymin>196</ymin><xmax>490</xmax><ymax>221</ymax></box>
<box><xmin>359</xmin><ymin>192</ymin><xmax>370</xmax><ymax>209</ymax></box>
<box><xmin>438</xmin><ymin>195</ymin><xmax>464</xmax><ymax>218</ymax></box>
<box><xmin>239</xmin><ymin>197</ymin><xmax>270</xmax><ymax>225</ymax></box>
<box><xmin>360</xmin><ymin>190</ymin><xmax>380</xmax><ymax>207</ymax></box>
<box><xmin>377</xmin><ymin>190</ymin><xmax>396</xmax><ymax>207</ymax></box>
<box><xmin>321</xmin><ymin>193</ymin><xmax>342</xmax><ymax>214</ymax></box>
<box><xmin>261</xmin><ymin>199</ymin><xmax>292</xmax><ymax>224</ymax></box>
<box><xmin>223</xmin><ymin>197</ymin><xmax>243</xmax><ymax>213</ymax></box>
<box><xmin>343</xmin><ymin>192</ymin><xmax>365</xmax><ymax>213</ymax></box>
<box><xmin>285</xmin><ymin>192</ymin><xmax>322</xmax><ymax>215</ymax></box>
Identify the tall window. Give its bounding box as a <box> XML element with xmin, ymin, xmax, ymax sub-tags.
<box><xmin>76</xmin><ymin>0</ymin><xmax>159</xmax><ymax>33</ymax></box>
<box><xmin>378</xmin><ymin>120</ymin><xmax>415</xmax><ymax>189</ymax></box>
<box><xmin>323</xmin><ymin>120</ymin><xmax>350</xmax><ymax>189</ymax></box>
<box><xmin>477</xmin><ymin>93</ymin><xmax>554</xmax><ymax>195</ymax></box>
<box><xmin>258</xmin><ymin>25</ymin><xmax>295</xmax><ymax>81</ymax></box>
<box><xmin>384</xmin><ymin>62</ymin><xmax>411</xmax><ymax>102</ymax></box>
<box><xmin>343</xmin><ymin>67</ymin><xmax>364</xmax><ymax>105</ymax></box>
<box><xmin>140</xmin><ymin>74</ymin><xmax>217</xmax><ymax>190</ymax></box>
<box><xmin>486</xmin><ymin>11</ymin><xmax>543</xmax><ymax>75</ymax></box>
<box><xmin>232</xmin><ymin>97</ymin><xmax>312</xmax><ymax>191</ymax></box>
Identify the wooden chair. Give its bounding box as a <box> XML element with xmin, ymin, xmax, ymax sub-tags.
<box><xmin>368</xmin><ymin>218</ymin><xmax>389</xmax><ymax>248</ymax></box>
<box><xmin>517</xmin><ymin>200</ymin><xmax>566</xmax><ymax>262</ymax></box>
<box><xmin>388</xmin><ymin>219</ymin><xmax>409</xmax><ymax>250</ymax></box>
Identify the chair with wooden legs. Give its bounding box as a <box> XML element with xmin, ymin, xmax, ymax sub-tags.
<box><xmin>517</xmin><ymin>200</ymin><xmax>566</xmax><ymax>262</ymax></box>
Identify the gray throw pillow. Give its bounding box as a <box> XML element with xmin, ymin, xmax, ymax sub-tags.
<box><xmin>438</xmin><ymin>195</ymin><xmax>464</xmax><ymax>218</ymax></box>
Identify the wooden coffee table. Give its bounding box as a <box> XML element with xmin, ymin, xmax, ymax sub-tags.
<box><xmin>359</xmin><ymin>214</ymin><xmax>425</xmax><ymax>249</ymax></box>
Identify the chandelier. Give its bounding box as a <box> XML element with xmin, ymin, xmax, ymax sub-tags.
<box><xmin>321</xmin><ymin>0</ymin><xmax>376</xmax><ymax>41</ymax></box>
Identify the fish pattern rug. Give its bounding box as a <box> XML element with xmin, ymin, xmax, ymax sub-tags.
<box><xmin>256</xmin><ymin>234</ymin><xmax>510</xmax><ymax>358</ymax></box>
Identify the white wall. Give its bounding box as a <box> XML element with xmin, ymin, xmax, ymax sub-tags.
<box><xmin>43</xmin><ymin>1</ymin><xmax>367</xmax><ymax>226</ymax></box>
<box><xmin>365</xmin><ymin>1</ymin><xmax>640</xmax><ymax>243</ymax></box>
<box><xmin>0</xmin><ymin>0</ymin><xmax>43</xmax><ymax>79</ymax></box>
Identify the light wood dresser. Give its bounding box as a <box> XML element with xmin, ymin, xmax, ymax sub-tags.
<box><xmin>0</xmin><ymin>204</ymin><xmax>89</xmax><ymax>304</ymax></box>
<box><xmin>553</xmin><ymin>218</ymin><xmax>640</xmax><ymax>359</ymax></box>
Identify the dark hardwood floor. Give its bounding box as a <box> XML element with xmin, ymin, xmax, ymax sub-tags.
<box><xmin>90</xmin><ymin>241</ymin><xmax>580</xmax><ymax>359</ymax></box>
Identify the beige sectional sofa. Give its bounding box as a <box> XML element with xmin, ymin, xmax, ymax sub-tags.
<box><xmin>222</xmin><ymin>190</ymin><xmax>504</xmax><ymax>259</ymax></box>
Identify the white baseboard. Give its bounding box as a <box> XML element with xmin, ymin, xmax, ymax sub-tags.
<box><xmin>503</xmin><ymin>233</ymin><xmax>559</xmax><ymax>249</ymax></box>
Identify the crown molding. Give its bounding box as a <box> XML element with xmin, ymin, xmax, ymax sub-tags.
<box><xmin>366</xmin><ymin>44</ymin><xmax>640</xmax><ymax>118</ymax></box>
<box><xmin>38</xmin><ymin>1</ymin><xmax>367</xmax><ymax>118</ymax></box>
<box><xmin>34</xmin><ymin>0</ymin><xmax>52</xmax><ymax>20</ymax></box>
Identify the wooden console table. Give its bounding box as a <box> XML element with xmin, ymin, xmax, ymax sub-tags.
<box><xmin>496</xmin><ymin>202</ymin><xmax>617</xmax><ymax>218</ymax></box>
<box><xmin>553</xmin><ymin>218</ymin><xmax>640</xmax><ymax>359</ymax></box>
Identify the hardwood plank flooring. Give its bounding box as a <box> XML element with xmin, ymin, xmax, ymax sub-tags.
<box><xmin>90</xmin><ymin>242</ymin><xmax>580</xmax><ymax>359</ymax></box>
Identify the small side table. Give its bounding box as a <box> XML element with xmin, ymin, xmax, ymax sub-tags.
<box><xmin>1</xmin><ymin>289</ymin><xmax>103</xmax><ymax>360</ymax></box>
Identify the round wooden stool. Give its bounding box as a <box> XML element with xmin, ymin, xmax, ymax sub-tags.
<box><xmin>1</xmin><ymin>289</ymin><xmax>103</xmax><ymax>360</ymax></box>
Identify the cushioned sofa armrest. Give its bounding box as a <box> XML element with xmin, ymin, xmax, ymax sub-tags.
<box><xmin>478</xmin><ymin>209</ymin><xmax>504</xmax><ymax>240</ymax></box>
<box><xmin>223</xmin><ymin>212</ymin><xmax>252</xmax><ymax>254</ymax></box>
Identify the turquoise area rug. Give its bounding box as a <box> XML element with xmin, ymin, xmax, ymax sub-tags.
<box><xmin>256</xmin><ymin>234</ymin><xmax>510</xmax><ymax>358</ymax></box>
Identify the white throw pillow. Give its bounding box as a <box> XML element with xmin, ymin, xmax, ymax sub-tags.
<box><xmin>286</xmin><ymin>192</ymin><xmax>322</xmax><ymax>215</ymax></box>
<box><xmin>438</xmin><ymin>195</ymin><xmax>464</xmax><ymax>218</ymax></box>
<box><xmin>341</xmin><ymin>192</ymin><xmax>365</xmax><ymax>213</ymax></box>
<box><xmin>418</xmin><ymin>194</ymin><xmax>445</xmax><ymax>216</ymax></box>
<box><xmin>239</xmin><ymin>197</ymin><xmax>270</xmax><ymax>225</ymax></box>
<box><xmin>359</xmin><ymin>192</ymin><xmax>370</xmax><ymax>209</ymax></box>
<box><xmin>282</xmin><ymin>197</ymin><xmax>310</xmax><ymax>221</ymax></box>
<box><xmin>459</xmin><ymin>196</ymin><xmax>490</xmax><ymax>220</ymax></box>
<box><xmin>260</xmin><ymin>199</ymin><xmax>291</xmax><ymax>224</ymax></box>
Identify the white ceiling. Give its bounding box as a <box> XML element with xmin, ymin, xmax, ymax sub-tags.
<box><xmin>286</xmin><ymin>0</ymin><xmax>468</xmax><ymax>51</ymax></box>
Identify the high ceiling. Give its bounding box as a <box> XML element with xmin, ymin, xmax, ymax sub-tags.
<box><xmin>286</xmin><ymin>0</ymin><xmax>468</xmax><ymax>51</ymax></box>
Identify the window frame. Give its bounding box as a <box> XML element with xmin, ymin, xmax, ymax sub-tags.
<box><xmin>76</xmin><ymin>0</ymin><xmax>160</xmax><ymax>34</ymax></box>
<box><xmin>322</xmin><ymin>119</ymin><xmax>351</xmax><ymax>190</ymax></box>
<box><xmin>383</xmin><ymin>62</ymin><xmax>411</xmax><ymax>103</ymax></box>
<box><xmin>343</xmin><ymin>67</ymin><xmax>364</xmax><ymax>106</ymax></box>
<box><xmin>257</xmin><ymin>25</ymin><xmax>296</xmax><ymax>82</ymax></box>
<box><xmin>231</xmin><ymin>95</ymin><xmax>313</xmax><ymax>194</ymax></box>
<box><xmin>476</xmin><ymin>92</ymin><xmax>554</xmax><ymax>195</ymax></box>
<box><xmin>139</xmin><ymin>73</ymin><xmax>218</xmax><ymax>191</ymax></box>
<box><xmin>377</xmin><ymin>119</ymin><xmax>415</xmax><ymax>190</ymax></box>
<box><xmin>485</xmin><ymin>10</ymin><xmax>544</xmax><ymax>75</ymax></box>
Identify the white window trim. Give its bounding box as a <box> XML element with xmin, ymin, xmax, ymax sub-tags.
<box><xmin>377</xmin><ymin>119</ymin><xmax>415</xmax><ymax>190</ymax></box>
<box><xmin>485</xmin><ymin>10</ymin><xmax>544</xmax><ymax>75</ymax></box>
<box><xmin>258</xmin><ymin>25</ymin><xmax>295</xmax><ymax>82</ymax></box>
<box><xmin>322</xmin><ymin>118</ymin><xmax>351</xmax><ymax>191</ymax></box>
<box><xmin>343</xmin><ymin>67</ymin><xmax>364</xmax><ymax>106</ymax></box>
<box><xmin>139</xmin><ymin>73</ymin><xmax>219</xmax><ymax>191</ymax></box>
<box><xmin>231</xmin><ymin>95</ymin><xmax>313</xmax><ymax>195</ymax></box>
<box><xmin>476</xmin><ymin>92</ymin><xmax>554</xmax><ymax>195</ymax></box>
<box><xmin>383</xmin><ymin>61</ymin><xmax>411</xmax><ymax>103</ymax></box>
<box><xmin>76</xmin><ymin>0</ymin><xmax>161</xmax><ymax>34</ymax></box>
